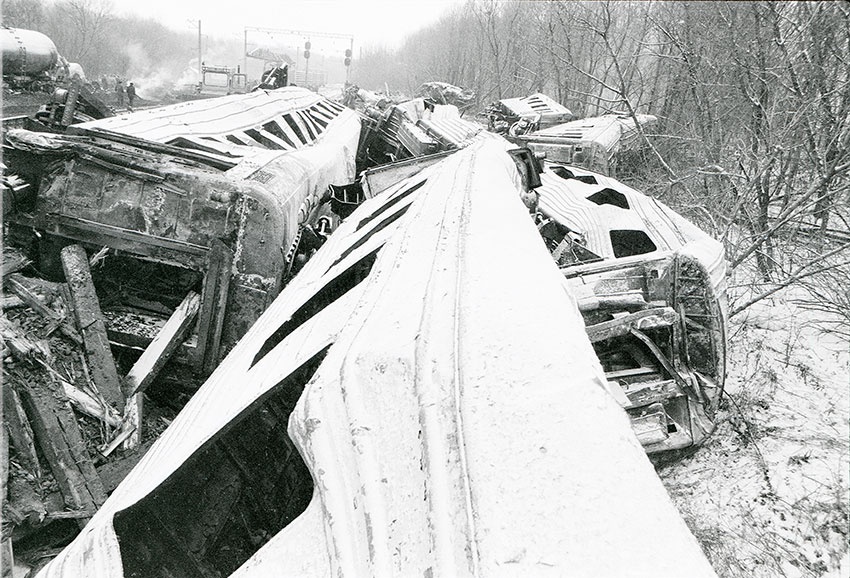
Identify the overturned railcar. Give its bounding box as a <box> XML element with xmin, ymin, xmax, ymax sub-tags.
<box><xmin>481</xmin><ymin>92</ymin><xmax>574</xmax><ymax>133</ymax></box>
<box><xmin>312</xmin><ymin>136</ymin><xmax>727</xmax><ymax>455</ymax></box>
<box><xmin>4</xmin><ymin>87</ymin><xmax>360</xmax><ymax>371</ymax></box>
<box><xmin>514</xmin><ymin>112</ymin><xmax>657</xmax><ymax>176</ymax></box>
<box><xmin>536</xmin><ymin>162</ymin><xmax>727</xmax><ymax>452</ymax></box>
<box><xmin>36</xmin><ymin>140</ymin><xmax>718</xmax><ymax>578</ymax></box>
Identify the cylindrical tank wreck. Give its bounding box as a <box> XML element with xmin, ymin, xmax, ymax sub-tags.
<box><xmin>1</xmin><ymin>27</ymin><xmax>59</xmax><ymax>80</ymax></box>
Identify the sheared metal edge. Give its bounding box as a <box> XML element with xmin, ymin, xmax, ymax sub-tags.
<box><xmin>231</xmin><ymin>139</ymin><xmax>719</xmax><ymax>577</ymax></box>
<box><xmin>35</xmin><ymin>282</ymin><xmax>367</xmax><ymax>578</ymax></box>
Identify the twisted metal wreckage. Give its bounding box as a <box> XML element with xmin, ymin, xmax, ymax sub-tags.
<box><xmin>2</xmin><ymin>86</ymin><xmax>726</xmax><ymax>577</ymax></box>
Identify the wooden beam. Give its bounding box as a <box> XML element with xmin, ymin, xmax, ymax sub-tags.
<box><xmin>18</xmin><ymin>376</ymin><xmax>107</xmax><ymax>527</ymax></box>
<box><xmin>0</xmin><ymin>316</ymin><xmax>49</xmax><ymax>362</ymax></box>
<box><xmin>1</xmin><ymin>390</ymin><xmax>8</xmax><ymax>509</ymax></box>
<box><xmin>60</xmin><ymin>244</ymin><xmax>124</xmax><ymax>412</ymax></box>
<box><xmin>2</xmin><ymin>382</ymin><xmax>42</xmax><ymax>478</ymax></box>
<box><xmin>10</xmin><ymin>439</ymin><xmax>154</xmax><ymax>542</ymax></box>
<box><xmin>585</xmin><ymin>307</ymin><xmax>678</xmax><ymax>343</ymax></box>
<box><xmin>195</xmin><ymin>241</ymin><xmax>232</xmax><ymax>374</ymax></box>
<box><xmin>0</xmin><ymin>539</ymin><xmax>14</xmax><ymax>578</ymax></box>
<box><xmin>1</xmin><ymin>250</ymin><xmax>30</xmax><ymax>284</ymax></box>
<box><xmin>119</xmin><ymin>290</ymin><xmax>200</xmax><ymax>449</ymax></box>
<box><xmin>1</xmin><ymin>296</ymin><xmax>25</xmax><ymax>310</ymax></box>
<box><xmin>123</xmin><ymin>291</ymin><xmax>201</xmax><ymax>398</ymax></box>
<box><xmin>6</xmin><ymin>275</ymin><xmax>83</xmax><ymax>345</ymax></box>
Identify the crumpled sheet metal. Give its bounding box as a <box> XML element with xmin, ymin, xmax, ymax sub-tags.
<box><xmin>232</xmin><ymin>140</ymin><xmax>718</xmax><ymax>577</ymax></box>
<box><xmin>418</xmin><ymin>106</ymin><xmax>482</xmax><ymax>149</ymax></box>
<box><xmin>537</xmin><ymin>163</ymin><xmax>727</xmax><ymax>308</ymax></box>
<box><xmin>37</xmin><ymin>140</ymin><xmax>717</xmax><ymax>578</ymax></box>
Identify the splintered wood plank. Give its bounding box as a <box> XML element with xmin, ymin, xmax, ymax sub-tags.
<box><xmin>123</xmin><ymin>291</ymin><xmax>201</xmax><ymax>398</ymax></box>
<box><xmin>6</xmin><ymin>275</ymin><xmax>83</xmax><ymax>345</ymax></box>
<box><xmin>0</xmin><ymin>316</ymin><xmax>46</xmax><ymax>361</ymax></box>
<box><xmin>1</xmin><ymin>249</ymin><xmax>30</xmax><ymax>284</ymax></box>
<box><xmin>585</xmin><ymin>307</ymin><xmax>678</xmax><ymax>343</ymax></box>
<box><xmin>121</xmin><ymin>290</ymin><xmax>201</xmax><ymax>449</ymax></box>
<box><xmin>60</xmin><ymin>244</ymin><xmax>124</xmax><ymax>412</ymax></box>
<box><xmin>1</xmin><ymin>395</ymin><xmax>8</xmax><ymax>507</ymax></box>
<box><xmin>2</xmin><ymin>382</ymin><xmax>42</xmax><ymax>478</ymax></box>
<box><xmin>18</xmin><ymin>377</ymin><xmax>107</xmax><ymax>527</ymax></box>
<box><xmin>195</xmin><ymin>241</ymin><xmax>232</xmax><ymax>374</ymax></box>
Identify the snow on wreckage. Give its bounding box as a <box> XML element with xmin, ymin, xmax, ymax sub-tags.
<box><xmin>2</xmin><ymin>84</ymin><xmax>727</xmax><ymax>576</ymax></box>
<box><xmin>34</xmin><ymin>138</ymin><xmax>718</xmax><ymax>578</ymax></box>
<box><xmin>349</xmin><ymin>93</ymin><xmax>727</xmax><ymax>456</ymax></box>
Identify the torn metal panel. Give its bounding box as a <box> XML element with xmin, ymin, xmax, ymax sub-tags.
<box><xmin>360</xmin><ymin>97</ymin><xmax>482</xmax><ymax>165</ymax></box>
<box><xmin>359</xmin><ymin>150</ymin><xmax>454</xmax><ymax>198</ymax></box>
<box><xmin>516</xmin><ymin>113</ymin><xmax>657</xmax><ymax>176</ymax></box>
<box><xmin>416</xmin><ymin>105</ymin><xmax>482</xmax><ymax>150</ymax></box>
<box><xmin>36</xmin><ymin>140</ymin><xmax>717</xmax><ymax>578</ymax></box>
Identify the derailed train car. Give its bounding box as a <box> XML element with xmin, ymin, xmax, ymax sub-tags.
<box><xmin>535</xmin><ymin>163</ymin><xmax>727</xmax><ymax>452</ymax></box>
<box><xmin>326</xmin><ymin>132</ymin><xmax>727</xmax><ymax>456</ymax></box>
<box><xmin>35</xmin><ymin>139</ymin><xmax>718</xmax><ymax>578</ymax></box>
<box><xmin>4</xmin><ymin>87</ymin><xmax>360</xmax><ymax>370</ymax></box>
<box><xmin>514</xmin><ymin>112</ymin><xmax>658</xmax><ymax>177</ymax></box>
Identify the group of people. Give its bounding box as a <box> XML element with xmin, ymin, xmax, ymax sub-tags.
<box><xmin>114</xmin><ymin>79</ymin><xmax>137</xmax><ymax>111</ymax></box>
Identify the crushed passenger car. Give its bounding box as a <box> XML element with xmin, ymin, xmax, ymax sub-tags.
<box><xmin>535</xmin><ymin>162</ymin><xmax>726</xmax><ymax>452</ymax></box>
<box><xmin>4</xmin><ymin>87</ymin><xmax>360</xmax><ymax>372</ymax></box>
<box><xmin>34</xmin><ymin>139</ymin><xmax>718</xmax><ymax>578</ymax></box>
<box><xmin>513</xmin><ymin>112</ymin><xmax>657</xmax><ymax>176</ymax></box>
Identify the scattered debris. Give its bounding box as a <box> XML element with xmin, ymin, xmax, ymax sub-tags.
<box><xmin>415</xmin><ymin>81</ymin><xmax>475</xmax><ymax>111</ymax></box>
<box><xmin>1</xmin><ymin>83</ymin><xmax>732</xmax><ymax>574</ymax></box>
<box><xmin>4</xmin><ymin>87</ymin><xmax>360</xmax><ymax>373</ymax></box>
<box><xmin>480</xmin><ymin>92</ymin><xmax>574</xmax><ymax>134</ymax></box>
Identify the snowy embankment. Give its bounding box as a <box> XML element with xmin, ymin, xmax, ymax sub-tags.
<box><xmin>659</xmin><ymin>285</ymin><xmax>849</xmax><ymax>578</ymax></box>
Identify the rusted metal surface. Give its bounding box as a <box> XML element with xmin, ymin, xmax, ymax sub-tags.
<box><xmin>5</xmin><ymin>87</ymin><xmax>360</xmax><ymax>370</ymax></box>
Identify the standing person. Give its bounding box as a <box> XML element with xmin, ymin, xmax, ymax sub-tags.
<box><xmin>126</xmin><ymin>82</ymin><xmax>136</xmax><ymax>111</ymax></box>
<box><xmin>115</xmin><ymin>79</ymin><xmax>124</xmax><ymax>107</ymax></box>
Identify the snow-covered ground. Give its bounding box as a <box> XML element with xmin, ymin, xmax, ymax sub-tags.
<box><xmin>659</xmin><ymin>289</ymin><xmax>849</xmax><ymax>577</ymax></box>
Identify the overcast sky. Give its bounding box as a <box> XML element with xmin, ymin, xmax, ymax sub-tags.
<box><xmin>115</xmin><ymin>0</ymin><xmax>463</xmax><ymax>50</ymax></box>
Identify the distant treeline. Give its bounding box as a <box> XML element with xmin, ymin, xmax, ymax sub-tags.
<box><xmin>355</xmin><ymin>0</ymin><xmax>849</xmax><ymax>308</ymax></box>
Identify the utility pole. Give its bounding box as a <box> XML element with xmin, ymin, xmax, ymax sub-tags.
<box><xmin>197</xmin><ymin>20</ymin><xmax>202</xmax><ymax>80</ymax></box>
<box><xmin>304</xmin><ymin>38</ymin><xmax>310</xmax><ymax>86</ymax></box>
<box><xmin>346</xmin><ymin>37</ymin><xmax>354</xmax><ymax>84</ymax></box>
<box><xmin>243</xmin><ymin>28</ymin><xmax>248</xmax><ymax>83</ymax></box>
